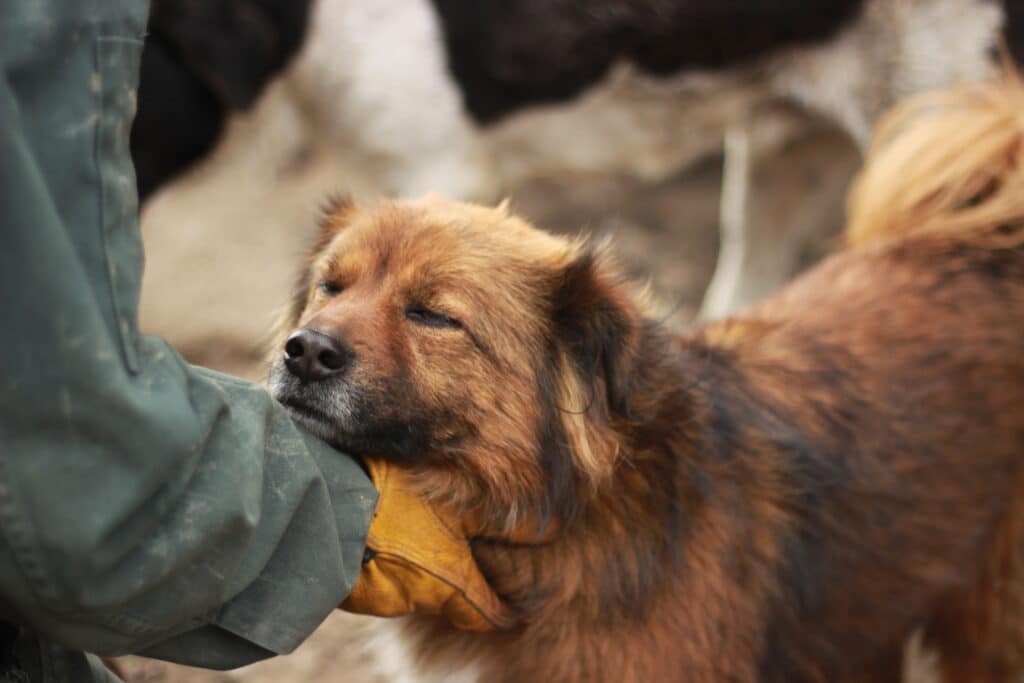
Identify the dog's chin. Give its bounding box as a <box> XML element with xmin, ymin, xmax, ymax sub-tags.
<box><xmin>270</xmin><ymin>370</ymin><xmax>435</xmax><ymax>460</ymax></box>
<box><xmin>282</xmin><ymin>401</ymin><xmax>343</xmax><ymax>444</ymax></box>
<box><xmin>278</xmin><ymin>397</ymin><xmax>428</xmax><ymax>461</ymax></box>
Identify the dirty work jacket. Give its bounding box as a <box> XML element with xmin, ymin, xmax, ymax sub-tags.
<box><xmin>0</xmin><ymin>2</ymin><xmax>377</xmax><ymax>680</ymax></box>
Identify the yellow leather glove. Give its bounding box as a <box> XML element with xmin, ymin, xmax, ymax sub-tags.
<box><xmin>341</xmin><ymin>458</ymin><xmax>518</xmax><ymax>631</ymax></box>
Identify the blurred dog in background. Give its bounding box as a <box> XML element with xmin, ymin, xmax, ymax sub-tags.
<box><xmin>272</xmin><ymin>74</ymin><xmax>1024</xmax><ymax>682</ymax></box>
<box><xmin>134</xmin><ymin>0</ymin><xmax>1021</xmax><ymax>317</ymax></box>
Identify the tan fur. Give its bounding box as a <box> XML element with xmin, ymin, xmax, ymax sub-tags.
<box><xmin>270</xmin><ymin>77</ymin><xmax>1024</xmax><ymax>682</ymax></box>
<box><xmin>847</xmin><ymin>73</ymin><xmax>1024</xmax><ymax>247</ymax></box>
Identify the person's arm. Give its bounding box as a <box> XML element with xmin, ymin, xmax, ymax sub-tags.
<box><xmin>0</xmin><ymin>3</ymin><xmax>376</xmax><ymax>669</ymax></box>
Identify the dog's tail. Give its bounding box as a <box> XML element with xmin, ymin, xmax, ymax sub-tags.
<box><xmin>845</xmin><ymin>72</ymin><xmax>1024</xmax><ymax>247</ymax></box>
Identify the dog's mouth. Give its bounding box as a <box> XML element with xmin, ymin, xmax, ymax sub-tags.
<box><xmin>280</xmin><ymin>396</ymin><xmax>330</xmax><ymax>421</ymax></box>
<box><xmin>273</xmin><ymin>380</ymin><xmax>434</xmax><ymax>461</ymax></box>
<box><xmin>277</xmin><ymin>395</ymin><xmax>390</xmax><ymax>457</ymax></box>
<box><xmin>278</xmin><ymin>395</ymin><xmax>341</xmax><ymax>438</ymax></box>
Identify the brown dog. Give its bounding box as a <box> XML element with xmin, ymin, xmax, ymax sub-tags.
<box><xmin>269</xmin><ymin>77</ymin><xmax>1024</xmax><ymax>683</ymax></box>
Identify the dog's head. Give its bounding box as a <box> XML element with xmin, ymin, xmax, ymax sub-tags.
<box><xmin>270</xmin><ymin>195</ymin><xmax>647</xmax><ymax>528</ymax></box>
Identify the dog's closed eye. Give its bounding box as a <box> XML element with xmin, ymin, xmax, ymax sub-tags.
<box><xmin>319</xmin><ymin>281</ymin><xmax>343</xmax><ymax>296</ymax></box>
<box><xmin>406</xmin><ymin>305</ymin><xmax>463</xmax><ymax>330</ymax></box>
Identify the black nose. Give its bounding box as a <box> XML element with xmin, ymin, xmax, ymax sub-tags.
<box><xmin>283</xmin><ymin>329</ymin><xmax>353</xmax><ymax>381</ymax></box>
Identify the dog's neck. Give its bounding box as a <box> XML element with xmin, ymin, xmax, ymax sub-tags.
<box><xmin>473</xmin><ymin>331</ymin><xmax>748</xmax><ymax>622</ymax></box>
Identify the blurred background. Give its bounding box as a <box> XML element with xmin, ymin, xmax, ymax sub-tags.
<box><xmin>115</xmin><ymin>0</ymin><xmax>1020</xmax><ymax>679</ymax></box>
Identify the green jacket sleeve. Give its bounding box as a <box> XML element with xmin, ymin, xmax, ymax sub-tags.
<box><xmin>0</xmin><ymin>1</ymin><xmax>377</xmax><ymax>670</ymax></box>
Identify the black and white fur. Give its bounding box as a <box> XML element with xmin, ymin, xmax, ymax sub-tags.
<box><xmin>135</xmin><ymin>0</ymin><xmax>1018</xmax><ymax>313</ymax></box>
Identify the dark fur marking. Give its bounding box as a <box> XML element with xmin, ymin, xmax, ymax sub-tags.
<box><xmin>132</xmin><ymin>0</ymin><xmax>312</xmax><ymax>197</ymax></box>
<box><xmin>131</xmin><ymin>31</ymin><xmax>224</xmax><ymax>200</ymax></box>
<box><xmin>552</xmin><ymin>250</ymin><xmax>636</xmax><ymax>418</ymax></box>
<box><xmin>428</xmin><ymin>0</ymin><xmax>866</xmax><ymax>122</ymax></box>
<box><xmin>679</xmin><ymin>342</ymin><xmax>869</xmax><ymax>681</ymax></box>
<box><xmin>341</xmin><ymin>403</ymin><xmax>434</xmax><ymax>461</ymax></box>
<box><xmin>1005</xmin><ymin>0</ymin><xmax>1024</xmax><ymax>65</ymax></box>
<box><xmin>146</xmin><ymin>0</ymin><xmax>312</xmax><ymax>108</ymax></box>
<box><xmin>536</xmin><ymin>347</ymin><xmax>583</xmax><ymax>526</ymax></box>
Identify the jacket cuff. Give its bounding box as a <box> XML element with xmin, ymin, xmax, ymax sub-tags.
<box><xmin>211</xmin><ymin>430</ymin><xmax>377</xmax><ymax>655</ymax></box>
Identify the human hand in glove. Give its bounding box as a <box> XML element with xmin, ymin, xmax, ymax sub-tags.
<box><xmin>341</xmin><ymin>458</ymin><xmax>554</xmax><ymax>631</ymax></box>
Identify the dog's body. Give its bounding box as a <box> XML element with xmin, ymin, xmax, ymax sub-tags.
<box><xmin>270</xmin><ymin>80</ymin><xmax>1024</xmax><ymax>682</ymax></box>
<box><xmin>403</xmin><ymin>239</ymin><xmax>1024</xmax><ymax>683</ymax></box>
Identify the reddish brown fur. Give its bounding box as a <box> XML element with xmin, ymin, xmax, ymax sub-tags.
<box><xmin>271</xmin><ymin>79</ymin><xmax>1024</xmax><ymax>682</ymax></box>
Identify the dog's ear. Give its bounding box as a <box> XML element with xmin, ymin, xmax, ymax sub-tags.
<box><xmin>552</xmin><ymin>246</ymin><xmax>642</xmax><ymax>418</ymax></box>
<box><xmin>317</xmin><ymin>194</ymin><xmax>357</xmax><ymax>243</ymax></box>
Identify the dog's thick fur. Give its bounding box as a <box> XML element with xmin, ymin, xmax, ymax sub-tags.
<box><xmin>270</xmin><ymin>77</ymin><xmax>1024</xmax><ymax>682</ymax></box>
